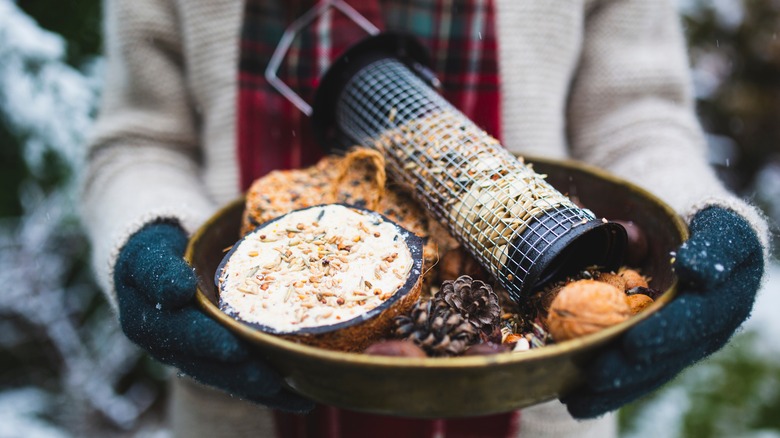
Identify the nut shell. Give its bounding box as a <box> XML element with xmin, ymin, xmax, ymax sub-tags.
<box><xmin>546</xmin><ymin>279</ymin><xmax>632</xmax><ymax>342</ymax></box>
<box><xmin>595</xmin><ymin>272</ymin><xmax>626</xmax><ymax>291</ymax></box>
<box><xmin>626</xmin><ymin>293</ymin><xmax>654</xmax><ymax>315</ymax></box>
<box><xmin>620</xmin><ymin>268</ymin><xmax>649</xmax><ymax>290</ymax></box>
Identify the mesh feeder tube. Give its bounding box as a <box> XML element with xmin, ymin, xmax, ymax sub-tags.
<box><xmin>312</xmin><ymin>33</ymin><xmax>626</xmax><ymax>302</ymax></box>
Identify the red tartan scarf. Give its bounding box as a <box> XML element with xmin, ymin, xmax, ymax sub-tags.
<box><xmin>237</xmin><ymin>0</ymin><xmax>502</xmax><ymax>190</ymax></box>
<box><xmin>237</xmin><ymin>1</ymin><xmax>514</xmax><ymax>436</ymax></box>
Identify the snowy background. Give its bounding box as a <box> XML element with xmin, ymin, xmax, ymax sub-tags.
<box><xmin>0</xmin><ymin>0</ymin><xmax>778</xmax><ymax>437</ymax></box>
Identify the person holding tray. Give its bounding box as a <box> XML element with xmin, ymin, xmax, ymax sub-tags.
<box><xmin>81</xmin><ymin>0</ymin><xmax>769</xmax><ymax>436</ymax></box>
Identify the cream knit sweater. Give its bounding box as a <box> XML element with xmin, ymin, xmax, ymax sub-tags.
<box><xmin>81</xmin><ymin>0</ymin><xmax>769</xmax><ymax>436</ymax></box>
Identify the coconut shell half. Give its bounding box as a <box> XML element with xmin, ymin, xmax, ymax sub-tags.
<box><xmin>216</xmin><ymin>204</ymin><xmax>423</xmax><ymax>352</ymax></box>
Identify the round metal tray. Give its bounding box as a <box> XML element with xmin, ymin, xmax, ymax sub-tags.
<box><xmin>186</xmin><ymin>157</ymin><xmax>687</xmax><ymax>418</ymax></box>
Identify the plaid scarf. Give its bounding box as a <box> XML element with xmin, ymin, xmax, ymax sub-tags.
<box><xmin>237</xmin><ymin>0</ymin><xmax>501</xmax><ymax>190</ymax></box>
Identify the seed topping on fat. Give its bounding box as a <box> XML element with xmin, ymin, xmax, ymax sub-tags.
<box><xmin>219</xmin><ymin>205</ymin><xmax>413</xmax><ymax>332</ymax></box>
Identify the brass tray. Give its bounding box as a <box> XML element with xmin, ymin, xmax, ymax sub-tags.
<box><xmin>186</xmin><ymin>157</ymin><xmax>688</xmax><ymax>418</ymax></box>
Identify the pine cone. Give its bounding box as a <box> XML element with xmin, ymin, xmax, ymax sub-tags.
<box><xmin>437</xmin><ymin>275</ymin><xmax>500</xmax><ymax>333</ymax></box>
<box><xmin>393</xmin><ymin>300</ymin><xmax>477</xmax><ymax>356</ymax></box>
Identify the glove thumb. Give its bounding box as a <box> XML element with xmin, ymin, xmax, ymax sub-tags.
<box><xmin>116</xmin><ymin>221</ymin><xmax>196</xmax><ymax>309</ymax></box>
<box><xmin>674</xmin><ymin>207</ymin><xmax>761</xmax><ymax>289</ymax></box>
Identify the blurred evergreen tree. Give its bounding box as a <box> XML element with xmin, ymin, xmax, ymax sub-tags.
<box><xmin>0</xmin><ymin>122</ymin><xmax>26</xmax><ymax>217</ymax></box>
<box><xmin>0</xmin><ymin>0</ymin><xmax>101</xmax><ymax>218</ymax></box>
<box><xmin>17</xmin><ymin>0</ymin><xmax>102</xmax><ymax>67</ymax></box>
<box><xmin>1</xmin><ymin>2</ymin><xmax>167</xmax><ymax>433</ymax></box>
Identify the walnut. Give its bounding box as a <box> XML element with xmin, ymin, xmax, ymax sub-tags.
<box><xmin>619</xmin><ymin>268</ymin><xmax>649</xmax><ymax>290</ymax></box>
<box><xmin>595</xmin><ymin>272</ymin><xmax>626</xmax><ymax>291</ymax></box>
<box><xmin>626</xmin><ymin>294</ymin><xmax>654</xmax><ymax>315</ymax></box>
<box><xmin>546</xmin><ymin>280</ymin><xmax>632</xmax><ymax>341</ymax></box>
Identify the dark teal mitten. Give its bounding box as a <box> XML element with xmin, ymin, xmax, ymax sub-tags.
<box><xmin>114</xmin><ymin>221</ymin><xmax>313</xmax><ymax>412</ymax></box>
<box><xmin>562</xmin><ymin>207</ymin><xmax>764</xmax><ymax>418</ymax></box>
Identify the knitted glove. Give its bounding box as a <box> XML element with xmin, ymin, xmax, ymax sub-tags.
<box><xmin>562</xmin><ymin>207</ymin><xmax>764</xmax><ymax>419</ymax></box>
<box><xmin>114</xmin><ymin>221</ymin><xmax>314</xmax><ymax>412</ymax></box>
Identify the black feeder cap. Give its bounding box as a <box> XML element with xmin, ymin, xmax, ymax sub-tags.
<box><xmin>505</xmin><ymin>213</ymin><xmax>628</xmax><ymax>300</ymax></box>
<box><xmin>311</xmin><ymin>32</ymin><xmax>433</xmax><ymax>152</ymax></box>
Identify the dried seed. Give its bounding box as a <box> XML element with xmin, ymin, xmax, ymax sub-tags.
<box><xmin>237</xmin><ymin>285</ymin><xmax>257</xmax><ymax>294</ymax></box>
<box><xmin>245</xmin><ymin>265</ymin><xmax>260</xmax><ymax>279</ymax></box>
<box><xmin>263</xmin><ymin>255</ymin><xmax>281</xmax><ymax>269</ymax></box>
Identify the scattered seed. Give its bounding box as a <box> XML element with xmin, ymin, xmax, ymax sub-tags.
<box><xmin>237</xmin><ymin>285</ymin><xmax>257</xmax><ymax>294</ymax></box>
<box><xmin>263</xmin><ymin>255</ymin><xmax>281</xmax><ymax>269</ymax></box>
<box><xmin>245</xmin><ymin>265</ymin><xmax>260</xmax><ymax>279</ymax></box>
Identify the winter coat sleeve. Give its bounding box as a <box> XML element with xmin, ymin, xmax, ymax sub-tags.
<box><xmin>80</xmin><ymin>0</ymin><xmax>218</xmax><ymax>309</ymax></box>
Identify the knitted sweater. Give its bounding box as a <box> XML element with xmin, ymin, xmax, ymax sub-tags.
<box><xmin>80</xmin><ymin>0</ymin><xmax>769</xmax><ymax>436</ymax></box>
